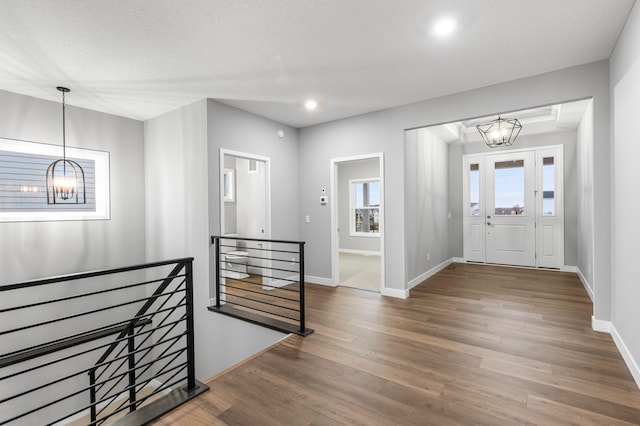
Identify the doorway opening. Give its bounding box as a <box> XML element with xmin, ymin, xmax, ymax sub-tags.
<box><xmin>330</xmin><ymin>153</ymin><xmax>385</xmax><ymax>292</ymax></box>
<box><xmin>219</xmin><ymin>149</ymin><xmax>271</xmax><ymax>285</ymax></box>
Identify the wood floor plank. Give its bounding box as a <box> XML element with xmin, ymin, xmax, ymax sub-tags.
<box><xmin>153</xmin><ymin>262</ymin><xmax>640</xmax><ymax>425</ymax></box>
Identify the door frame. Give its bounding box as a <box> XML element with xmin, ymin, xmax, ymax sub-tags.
<box><xmin>462</xmin><ymin>145</ymin><xmax>564</xmax><ymax>268</ymax></box>
<box><xmin>330</xmin><ymin>153</ymin><xmax>385</xmax><ymax>291</ymax></box>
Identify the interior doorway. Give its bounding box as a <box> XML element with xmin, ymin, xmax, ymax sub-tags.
<box><xmin>219</xmin><ymin>149</ymin><xmax>271</xmax><ymax>284</ymax></box>
<box><xmin>330</xmin><ymin>153</ymin><xmax>385</xmax><ymax>292</ymax></box>
<box><xmin>463</xmin><ymin>145</ymin><xmax>564</xmax><ymax>268</ymax></box>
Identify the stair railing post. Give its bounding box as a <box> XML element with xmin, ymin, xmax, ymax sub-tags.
<box><xmin>299</xmin><ymin>242</ymin><xmax>306</xmax><ymax>334</ymax></box>
<box><xmin>214</xmin><ymin>237</ymin><xmax>221</xmax><ymax>309</ymax></box>
<box><xmin>184</xmin><ymin>259</ymin><xmax>198</xmax><ymax>392</ymax></box>
<box><xmin>127</xmin><ymin>326</ymin><xmax>137</xmax><ymax>413</ymax></box>
<box><xmin>89</xmin><ymin>370</ymin><xmax>97</xmax><ymax>423</ymax></box>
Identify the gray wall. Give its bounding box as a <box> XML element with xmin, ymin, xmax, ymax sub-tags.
<box><xmin>610</xmin><ymin>1</ymin><xmax>640</xmax><ymax>383</ymax></box>
<box><xmin>208</xmin><ymin>100</ymin><xmax>300</xmax><ymax>242</ymax></box>
<box><xmin>577</xmin><ymin>101</ymin><xmax>595</xmax><ymax>293</ymax></box>
<box><xmin>447</xmin><ymin>131</ymin><xmax>579</xmax><ymax>267</ymax></box>
<box><xmin>404</xmin><ymin>128</ymin><xmax>450</xmax><ymax>285</ymax></box>
<box><xmin>338</xmin><ymin>158</ymin><xmax>380</xmax><ymax>253</ymax></box>
<box><xmin>145</xmin><ymin>100</ymin><xmax>287</xmax><ymax>382</ymax></box>
<box><xmin>0</xmin><ymin>89</ymin><xmax>146</xmax><ymax>422</ymax></box>
<box><xmin>299</xmin><ymin>61</ymin><xmax>610</xmax><ymax>308</ymax></box>
<box><xmin>0</xmin><ymin>89</ymin><xmax>145</xmax><ymax>284</ymax></box>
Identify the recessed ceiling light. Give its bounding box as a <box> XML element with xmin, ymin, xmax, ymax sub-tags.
<box><xmin>304</xmin><ymin>99</ymin><xmax>318</xmax><ymax>110</ymax></box>
<box><xmin>433</xmin><ymin>18</ymin><xmax>456</xmax><ymax>37</ymax></box>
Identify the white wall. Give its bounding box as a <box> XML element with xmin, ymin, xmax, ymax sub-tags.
<box><xmin>338</xmin><ymin>158</ymin><xmax>380</xmax><ymax>253</ymax></box>
<box><xmin>609</xmin><ymin>1</ymin><xmax>640</xmax><ymax>386</ymax></box>
<box><xmin>404</xmin><ymin>128</ymin><xmax>449</xmax><ymax>285</ymax></box>
<box><xmin>0</xmin><ymin>89</ymin><xmax>145</xmax><ymax>284</ymax></box>
<box><xmin>299</xmin><ymin>61</ymin><xmax>610</xmax><ymax>310</ymax></box>
<box><xmin>223</xmin><ymin>155</ymin><xmax>237</xmax><ymax>234</ymax></box>
<box><xmin>235</xmin><ymin>157</ymin><xmax>267</xmax><ymax>238</ymax></box>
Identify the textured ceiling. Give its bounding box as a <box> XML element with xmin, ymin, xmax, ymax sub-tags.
<box><xmin>0</xmin><ymin>0</ymin><xmax>635</xmax><ymax>128</ymax></box>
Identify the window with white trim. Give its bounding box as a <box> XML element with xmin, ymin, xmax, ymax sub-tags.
<box><xmin>0</xmin><ymin>138</ymin><xmax>110</xmax><ymax>222</ymax></box>
<box><xmin>349</xmin><ymin>178</ymin><xmax>380</xmax><ymax>236</ymax></box>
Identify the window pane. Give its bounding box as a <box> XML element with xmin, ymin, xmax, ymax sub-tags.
<box><xmin>355</xmin><ymin>208</ymin><xmax>379</xmax><ymax>233</ymax></box>
<box><xmin>469</xmin><ymin>163</ymin><xmax>479</xmax><ymax>216</ymax></box>
<box><xmin>494</xmin><ymin>159</ymin><xmax>525</xmax><ymax>216</ymax></box>
<box><xmin>367</xmin><ymin>181</ymin><xmax>380</xmax><ymax>207</ymax></box>
<box><xmin>542</xmin><ymin>157</ymin><xmax>555</xmax><ymax>216</ymax></box>
<box><xmin>355</xmin><ymin>183</ymin><xmax>364</xmax><ymax>208</ymax></box>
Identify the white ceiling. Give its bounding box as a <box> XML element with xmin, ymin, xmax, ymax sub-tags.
<box><xmin>0</xmin><ymin>0</ymin><xmax>635</xmax><ymax>128</ymax></box>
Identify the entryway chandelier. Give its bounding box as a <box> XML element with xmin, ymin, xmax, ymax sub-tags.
<box><xmin>46</xmin><ymin>87</ymin><xmax>86</xmax><ymax>204</ymax></box>
<box><xmin>476</xmin><ymin>116</ymin><xmax>522</xmax><ymax>148</ymax></box>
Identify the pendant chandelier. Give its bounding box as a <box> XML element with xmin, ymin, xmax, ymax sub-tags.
<box><xmin>46</xmin><ymin>87</ymin><xmax>86</xmax><ymax>204</ymax></box>
<box><xmin>476</xmin><ymin>116</ymin><xmax>522</xmax><ymax>148</ymax></box>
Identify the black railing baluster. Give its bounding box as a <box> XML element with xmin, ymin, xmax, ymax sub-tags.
<box><xmin>209</xmin><ymin>236</ymin><xmax>313</xmax><ymax>336</ymax></box>
<box><xmin>184</xmin><ymin>260</ymin><xmax>197</xmax><ymax>393</ymax></box>
<box><xmin>215</xmin><ymin>237</ymin><xmax>221</xmax><ymax>309</ymax></box>
<box><xmin>299</xmin><ymin>242</ymin><xmax>306</xmax><ymax>335</ymax></box>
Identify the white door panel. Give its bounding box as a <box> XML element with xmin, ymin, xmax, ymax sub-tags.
<box><xmin>485</xmin><ymin>151</ymin><xmax>536</xmax><ymax>266</ymax></box>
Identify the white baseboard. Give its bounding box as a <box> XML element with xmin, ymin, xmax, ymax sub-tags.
<box><xmin>381</xmin><ymin>287</ymin><xmax>409</xmax><ymax>299</ymax></box>
<box><xmin>591</xmin><ymin>315</ymin><xmax>611</xmax><ymax>333</ymax></box>
<box><xmin>305</xmin><ymin>275</ymin><xmax>337</xmax><ymax>287</ymax></box>
<box><xmin>407</xmin><ymin>258</ymin><xmax>453</xmax><ymax>290</ymax></box>
<box><xmin>575</xmin><ymin>267</ymin><xmax>594</xmax><ymax>301</ymax></box>
<box><xmin>611</xmin><ymin>323</ymin><xmax>640</xmax><ymax>389</ymax></box>
<box><xmin>269</xmin><ymin>275</ymin><xmax>300</xmax><ymax>289</ymax></box>
<box><xmin>561</xmin><ymin>265</ymin><xmax>578</xmax><ymax>273</ymax></box>
<box><xmin>451</xmin><ymin>257</ymin><xmax>465</xmax><ymax>263</ymax></box>
<box><xmin>339</xmin><ymin>249</ymin><xmax>381</xmax><ymax>256</ymax></box>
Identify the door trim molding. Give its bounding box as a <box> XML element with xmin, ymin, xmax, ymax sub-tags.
<box><xmin>330</xmin><ymin>153</ymin><xmax>385</xmax><ymax>293</ymax></box>
<box><xmin>462</xmin><ymin>145</ymin><xmax>564</xmax><ymax>268</ymax></box>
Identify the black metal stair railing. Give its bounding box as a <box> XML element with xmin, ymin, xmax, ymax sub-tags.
<box><xmin>209</xmin><ymin>236</ymin><xmax>313</xmax><ymax>336</ymax></box>
<box><xmin>0</xmin><ymin>258</ymin><xmax>208</xmax><ymax>426</ymax></box>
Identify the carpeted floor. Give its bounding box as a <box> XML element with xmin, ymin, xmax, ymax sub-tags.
<box><xmin>339</xmin><ymin>252</ymin><xmax>381</xmax><ymax>292</ymax></box>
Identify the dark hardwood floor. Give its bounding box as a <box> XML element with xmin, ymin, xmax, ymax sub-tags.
<box><xmin>154</xmin><ymin>262</ymin><xmax>640</xmax><ymax>425</ymax></box>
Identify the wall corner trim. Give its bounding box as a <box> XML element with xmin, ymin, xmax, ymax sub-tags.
<box><xmin>381</xmin><ymin>287</ymin><xmax>409</xmax><ymax>299</ymax></box>
<box><xmin>591</xmin><ymin>315</ymin><xmax>611</xmax><ymax>333</ymax></box>
<box><xmin>611</xmin><ymin>324</ymin><xmax>640</xmax><ymax>390</ymax></box>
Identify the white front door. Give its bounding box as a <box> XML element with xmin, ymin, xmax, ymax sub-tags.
<box><xmin>463</xmin><ymin>146</ymin><xmax>564</xmax><ymax>268</ymax></box>
<box><xmin>485</xmin><ymin>151</ymin><xmax>536</xmax><ymax>266</ymax></box>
